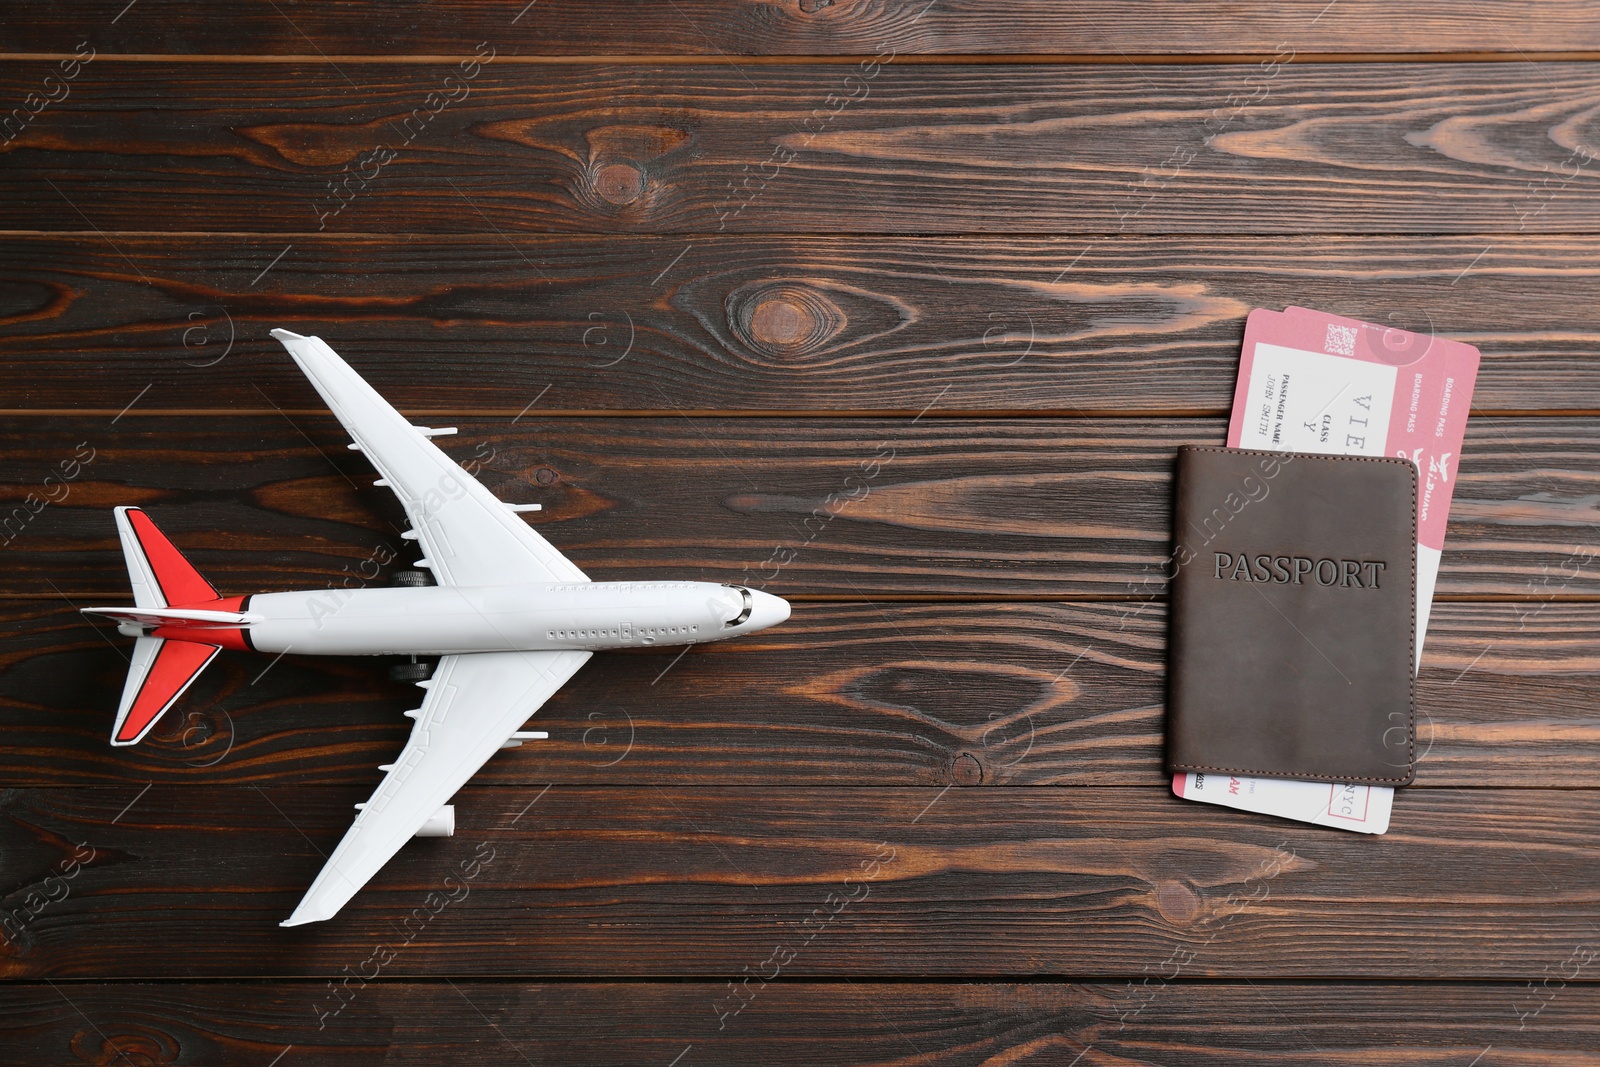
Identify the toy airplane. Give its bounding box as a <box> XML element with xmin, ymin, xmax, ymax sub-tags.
<box><xmin>83</xmin><ymin>329</ymin><xmax>790</xmax><ymax>926</ymax></box>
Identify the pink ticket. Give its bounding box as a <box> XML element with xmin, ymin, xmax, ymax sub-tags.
<box><xmin>1228</xmin><ymin>306</ymin><xmax>1480</xmax><ymax>556</ymax></box>
<box><xmin>1227</xmin><ymin>306</ymin><xmax>1480</xmax><ymax>658</ymax></box>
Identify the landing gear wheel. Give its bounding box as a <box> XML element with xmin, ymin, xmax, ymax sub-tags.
<box><xmin>390</xmin><ymin>568</ymin><xmax>433</xmax><ymax>588</ymax></box>
<box><xmin>389</xmin><ymin>657</ymin><xmax>434</xmax><ymax>683</ymax></box>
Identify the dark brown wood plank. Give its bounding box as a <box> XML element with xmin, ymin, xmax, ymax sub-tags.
<box><xmin>2</xmin><ymin>234</ymin><xmax>1595</xmax><ymax>416</ymax></box>
<box><xmin>1</xmin><ymin>599</ymin><xmax>1593</xmax><ymax>788</ymax></box>
<box><xmin>6</xmin><ymin>1</ymin><xmax>1600</xmax><ymax>56</ymax></box>
<box><xmin>1</xmin><ymin>416</ymin><xmax>1595</xmax><ymax>598</ymax></box>
<box><xmin>3</xmin><ymin>980</ymin><xmax>1591</xmax><ymax>1066</ymax></box>
<box><xmin>0</xmin><ymin>786</ymin><xmax>1596</xmax><ymax>979</ymax></box>
<box><xmin>5</xmin><ymin>62</ymin><xmax>1600</xmax><ymax>233</ymax></box>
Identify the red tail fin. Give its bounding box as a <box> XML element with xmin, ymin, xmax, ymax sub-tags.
<box><xmin>122</xmin><ymin>508</ymin><xmax>219</xmax><ymax>606</ymax></box>
<box><xmin>112</xmin><ymin>637</ymin><xmax>220</xmax><ymax>745</ymax></box>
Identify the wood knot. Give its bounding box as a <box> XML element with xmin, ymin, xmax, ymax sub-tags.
<box><xmin>949</xmin><ymin>752</ymin><xmax>984</xmax><ymax>786</ymax></box>
<box><xmin>1155</xmin><ymin>880</ymin><xmax>1202</xmax><ymax>925</ymax></box>
<box><xmin>592</xmin><ymin>162</ymin><xmax>645</xmax><ymax>206</ymax></box>
<box><xmin>726</xmin><ymin>282</ymin><xmax>844</xmax><ymax>359</ymax></box>
<box><xmin>70</xmin><ymin>1028</ymin><xmax>177</xmax><ymax>1065</ymax></box>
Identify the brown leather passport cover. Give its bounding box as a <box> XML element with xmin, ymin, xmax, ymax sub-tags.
<box><xmin>1166</xmin><ymin>447</ymin><xmax>1417</xmax><ymax>786</ymax></box>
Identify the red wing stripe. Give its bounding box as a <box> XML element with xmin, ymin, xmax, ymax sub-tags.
<box><xmin>117</xmin><ymin>640</ymin><xmax>219</xmax><ymax>743</ymax></box>
<box><xmin>126</xmin><ymin>509</ymin><xmax>218</xmax><ymax>607</ymax></box>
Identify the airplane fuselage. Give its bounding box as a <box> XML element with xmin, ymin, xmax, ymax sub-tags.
<box><xmin>237</xmin><ymin>580</ymin><xmax>781</xmax><ymax>656</ymax></box>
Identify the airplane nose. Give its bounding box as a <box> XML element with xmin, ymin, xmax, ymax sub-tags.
<box><xmin>747</xmin><ymin>589</ymin><xmax>791</xmax><ymax>631</ymax></box>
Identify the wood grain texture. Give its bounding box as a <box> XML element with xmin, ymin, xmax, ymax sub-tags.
<box><xmin>0</xmin><ymin>0</ymin><xmax>1595</xmax><ymax>1055</ymax></box>
<box><xmin>3</xmin><ymin>234</ymin><xmax>1597</xmax><ymax>415</ymax></box>
<box><xmin>1</xmin><ymin>599</ymin><xmax>1594</xmax><ymax>788</ymax></box>
<box><xmin>1</xmin><ymin>786</ymin><xmax>1596</xmax><ymax>979</ymax></box>
<box><xmin>3</xmin><ymin>980</ymin><xmax>1594</xmax><ymax>1066</ymax></box>
<box><xmin>2</xmin><ymin>415</ymin><xmax>1595</xmax><ymax>598</ymax></box>
<box><xmin>7</xmin><ymin>1</ymin><xmax>1600</xmax><ymax>56</ymax></box>
<box><xmin>5</xmin><ymin>62</ymin><xmax>1600</xmax><ymax>233</ymax></box>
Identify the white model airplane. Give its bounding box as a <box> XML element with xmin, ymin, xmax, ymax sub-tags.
<box><xmin>83</xmin><ymin>329</ymin><xmax>790</xmax><ymax>926</ymax></box>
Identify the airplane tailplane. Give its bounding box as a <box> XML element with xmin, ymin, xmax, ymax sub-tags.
<box><xmin>94</xmin><ymin>508</ymin><xmax>235</xmax><ymax>744</ymax></box>
<box><xmin>109</xmin><ymin>636</ymin><xmax>220</xmax><ymax>745</ymax></box>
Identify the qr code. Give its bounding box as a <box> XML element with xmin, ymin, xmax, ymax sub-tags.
<box><xmin>1325</xmin><ymin>324</ymin><xmax>1358</xmax><ymax>357</ymax></box>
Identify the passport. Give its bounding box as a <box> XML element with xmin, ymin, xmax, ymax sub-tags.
<box><xmin>1165</xmin><ymin>446</ymin><xmax>1417</xmax><ymax>786</ymax></box>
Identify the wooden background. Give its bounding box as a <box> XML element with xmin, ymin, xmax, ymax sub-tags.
<box><xmin>3</xmin><ymin>2</ymin><xmax>1599</xmax><ymax>1062</ymax></box>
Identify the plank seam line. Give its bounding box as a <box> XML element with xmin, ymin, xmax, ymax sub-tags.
<box><xmin>10</xmin><ymin>784</ymin><xmax>1587</xmax><ymax>791</ymax></box>
<box><xmin>1</xmin><ymin>410</ymin><xmax>1594</xmax><ymax>420</ymax></box>
<box><xmin>10</xmin><ymin>231</ymin><xmax>1600</xmax><ymax>239</ymax></box>
<box><xmin>22</xmin><ymin>593</ymin><xmax>1600</xmax><ymax>604</ymax></box>
<box><xmin>4</xmin><ymin>51</ymin><xmax>1600</xmax><ymax>65</ymax></box>
<box><xmin>12</xmin><ymin>975</ymin><xmax>1600</xmax><ymax>986</ymax></box>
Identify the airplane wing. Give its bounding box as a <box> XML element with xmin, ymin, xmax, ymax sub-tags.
<box><xmin>270</xmin><ymin>329</ymin><xmax>587</xmax><ymax>586</ymax></box>
<box><xmin>282</xmin><ymin>648</ymin><xmax>590</xmax><ymax>926</ymax></box>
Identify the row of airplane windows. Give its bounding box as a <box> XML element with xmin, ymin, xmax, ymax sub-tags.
<box><xmin>547</xmin><ymin>624</ymin><xmax>700</xmax><ymax>640</ymax></box>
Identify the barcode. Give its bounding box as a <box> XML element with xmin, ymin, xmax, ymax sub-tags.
<box><xmin>1325</xmin><ymin>324</ymin><xmax>1358</xmax><ymax>357</ymax></box>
